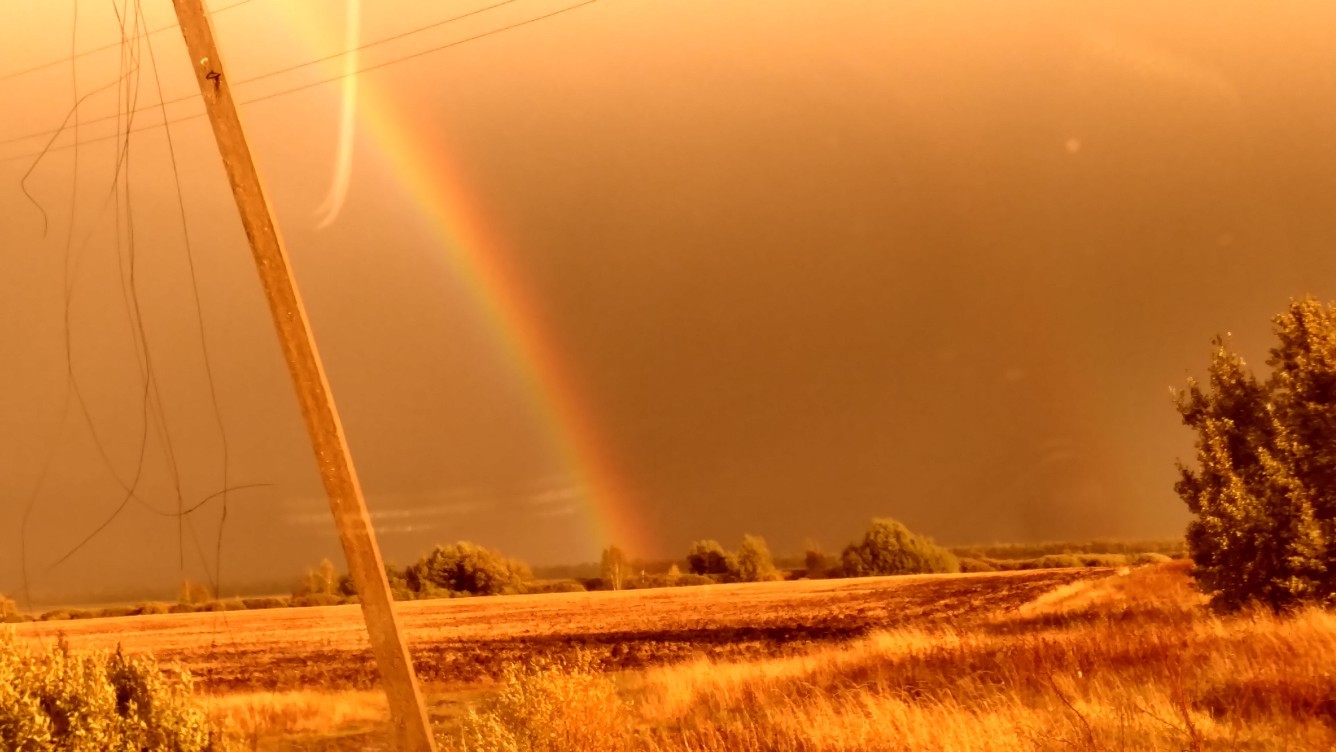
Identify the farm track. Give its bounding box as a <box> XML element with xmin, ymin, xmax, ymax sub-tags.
<box><xmin>16</xmin><ymin>569</ymin><xmax>1104</xmax><ymax>691</ymax></box>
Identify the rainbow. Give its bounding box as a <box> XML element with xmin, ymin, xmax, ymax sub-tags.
<box><xmin>270</xmin><ymin>3</ymin><xmax>655</xmax><ymax>558</ymax></box>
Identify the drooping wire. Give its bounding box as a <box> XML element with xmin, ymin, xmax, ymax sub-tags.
<box><xmin>31</xmin><ymin>0</ymin><xmax>258</xmax><ymax>585</ymax></box>
<box><xmin>18</xmin><ymin>0</ymin><xmax>84</xmax><ymax>610</ymax></box>
<box><xmin>0</xmin><ymin>0</ymin><xmax>597</xmax><ymax>154</ymax></box>
<box><xmin>0</xmin><ymin>0</ymin><xmax>260</xmax><ymax>86</ymax></box>
<box><xmin>15</xmin><ymin>0</ymin><xmax>607</xmax><ymax>599</ymax></box>
<box><xmin>63</xmin><ymin>0</ymin><xmax>195</xmax><ymax>579</ymax></box>
<box><xmin>138</xmin><ymin>0</ymin><xmax>237</xmax><ymax>598</ymax></box>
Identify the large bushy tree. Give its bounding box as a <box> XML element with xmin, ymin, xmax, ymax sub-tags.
<box><xmin>1175</xmin><ymin>298</ymin><xmax>1335</xmax><ymax>611</ymax></box>
<box><xmin>841</xmin><ymin>518</ymin><xmax>959</xmax><ymax>577</ymax></box>
<box><xmin>804</xmin><ymin>543</ymin><xmax>829</xmax><ymax>578</ymax></box>
<box><xmin>686</xmin><ymin>540</ymin><xmax>733</xmax><ymax>577</ymax></box>
<box><xmin>735</xmin><ymin>534</ymin><xmax>780</xmax><ymax>582</ymax></box>
<box><xmin>409</xmin><ymin>542</ymin><xmax>531</xmax><ymax>597</ymax></box>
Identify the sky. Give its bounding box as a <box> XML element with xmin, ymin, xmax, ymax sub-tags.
<box><xmin>3</xmin><ymin>0</ymin><xmax>1336</xmax><ymax>603</ymax></box>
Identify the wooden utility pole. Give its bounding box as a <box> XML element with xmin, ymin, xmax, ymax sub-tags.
<box><xmin>170</xmin><ymin>2</ymin><xmax>437</xmax><ymax>749</ymax></box>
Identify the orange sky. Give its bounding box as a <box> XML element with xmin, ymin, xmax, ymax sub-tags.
<box><xmin>3</xmin><ymin>0</ymin><xmax>1336</xmax><ymax>603</ymax></box>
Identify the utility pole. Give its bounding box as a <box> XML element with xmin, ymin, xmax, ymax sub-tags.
<box><xmin>170</xmin><ymin>2</ymin><xmax>437</xmax><ymax>749</ymax></box>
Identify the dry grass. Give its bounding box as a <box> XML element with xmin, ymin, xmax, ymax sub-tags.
<box><xmin>21</xmin><ymin>563</ymin><xmax>1330</xmax><ymax>751</ymax></box>
<box><xmin>14</xmin><ymin>569</ymin><xmax>1091</xmax><ymax>692</ymax></box>
<box><xmin>624</xmin><ymin>562</ymin><xmax>1335</xmax><ymax>751</ymax></box>
<box><xmin>203</xmin><ymin>690</ymin><xmax>387</xmax><ymax>748</ymax></box>
<box><xmin>442</xmin><ymin>562</ymin><xmax>1336</xmax><ymax>751</ymax></box>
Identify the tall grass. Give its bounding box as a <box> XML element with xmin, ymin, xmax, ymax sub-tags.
<box><xmin>457</xmin><ymin>653</ymin><xmax>635</xmax><ymax>752</ymax></box>
<box><xmin>203</xmin><ymin>689</ymin><xmax>387</xmax><ymax>748</ymax></box>
<box><xmin>449</xmin><ymin>562</ymin><xmax>1336</xmax><ymax>751</ymax></box>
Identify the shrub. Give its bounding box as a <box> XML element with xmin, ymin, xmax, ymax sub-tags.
<box><xmin>197</xmin><ymin>600</ymin><xmax>247</xmax><ymax>613</ymax></box>
<box><xmin>411</xmin><ymin>582</ymin><xmax>454</xmax><ymax>601</ymax></box>
<box><xmin>841</xmin><ymin>518</ymin><xmax>960</xmax><ymax>577</ymax></box>
<box><xmin>1078</xmin><ymin>554</ymin><xmax>1133</xmax><ymax>568</ymax></box>
<box><xmin>958</xmin><ymin>557</ymin><xmax>996</xmax><ymax>573</ymax></box>
<box><xmin>1032</xmin><ymin>555</ymin><xmax>1087</xmax><ymax>569</ymax></box>
<box><xmin>522</xmin><ymin>580</ymin><xmax>587</xmax><ymax>595</ymax></box>
<box><xmin>1174</xmin><ymin>298</ymin><xmax>1336</xmax><ymax>611</ymax></box>
<box><xmin>455</xmin><ymin>652</ymin><xmax>633</xmax><ymax>752</ymax></box>
<box><xmin>0</xmin><ymin>632</ymin><xmax>222</xmax><ymax>750</ymax></box>
<box><xmin>686</xmin><ymin>540</ymin><xmax>732</xmax><ymax>577</ymax></box>
<box><xmin>674</xmin><ymin>573</ymin><xmax>715</xmax><ymax>587</ymax></box>
<box><xmin>0</xmin><ymin>594</ymin><xmax>27</xmax><ymax>624</ymax></box>
<box><xmin>289</xmin><ymin>593</ymin><xmax>344</xmax><ymax>608</ymax></box>
<box><xmin>134</xmin><ymin>602</ymin><xmax>172</xmax><ymax>616</ymax></box>
<box><xmin>735</xmin><ymin>534</ymin><xmax>780</xmax><ymax>582</ymax></box>
<box><xmin>409</xmin><ymin>542</ymin><xmax>531</xmax><ymax>597</ymax></box>
<box><xmin>1133</xmin><ymin>552</ymin><xmax>1173</xmax><ymax>566</ymax></box>
<box><xmin>240</xmin><ymin>597</ymin><xmax>288</xmax><ymax>610</ymax></box>
<box><xmin>949</xmin><ymin>539</ymin><xmax>1187</xmax><ymax>560</ymax></box>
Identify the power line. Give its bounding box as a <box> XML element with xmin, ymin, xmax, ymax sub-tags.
<box><xmin>0</xmin><ymin>0</ymin><xmax>604</xmax><ymax>165</ymax></box>
<box><xmin>0</xmin><ymin>0</ymin><xmax>522</xmax><ymax>149</ymax></box>
<box><xmin>0</xmin><ymin>0</ymin><xmax>259</xmax><ymax>85</ymax></box>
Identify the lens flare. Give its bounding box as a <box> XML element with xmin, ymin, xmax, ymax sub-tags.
<box><xmin>314</xmin><ymin>0</ymin><xmax>359</xmax><ymax>230</ymax></box>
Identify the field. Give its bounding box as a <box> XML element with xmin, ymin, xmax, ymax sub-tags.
<box><xmin>13</xmin><ymin>563</ymin><xmax>1336</xmax><ymax>750</ymax></box>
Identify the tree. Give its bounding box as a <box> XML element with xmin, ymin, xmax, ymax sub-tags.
<box><xmin>294</xmin><ymin>562</ymin><xmax>337</xmax><ymax>598</ymax></box>
<box><xmin>840</xmin><ymin>518</ymin><xmax>959</xmax><ymax>577</ymax></box>
<box><xmin>383</xmin><ymin>564</ymin><xmax>414</xmax><ymax>601</ymax></box>
<box><xmin>317</xmin><ymin>558</ymin><xmax>338</xmax><ymax>596</ymax></box>
<box><xmin>686</xmin><ymin>540</ymin><xmax>732</xmax><ymax>577</ymax></box>
<box><xmin>735</xmin><ymin>534</ymin><xmax>779</xmax><ymax>582</ymax></box>
<box><xmin>178</xmin><ymin>579</ymin><xmax>212</xmax><ymax>606</ymax></box>
<box><xmin>0</xmin><ymin>593</ymin><xmax>19</xmax><ymax>623</ymax></box>
<box><xmin>600</xmin><ymin>546</ymin><xmax>629</xmax><ymax>590</ymax></box>
<box><xmin>804</xmin><ymin>543</ymin><xmax>828</xmax><ymax>579</ymax></box>
<box><xmin>411</xmin><ymin>542</ymin><xmax>531</xmax><ymax>596</ymax></box>
<box><xmin>1174</xmin><ymin>298</ymin><xmax>1336</xmax><ymax>611</ymax></box>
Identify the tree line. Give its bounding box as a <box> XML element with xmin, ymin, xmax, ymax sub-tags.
<box><xmin>308</xmin><ymin>517</ymin><xmax>978</xmax><ymax>601</ymax></box>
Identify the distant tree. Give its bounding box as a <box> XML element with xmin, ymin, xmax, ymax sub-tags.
<box><xmin>178</xmin><ymin>579</ymin><xmax>212</xmax><ymax>606</ymax></box>
<box><xmin>336</xmin><ymin>573</ymin><xmax>357</xmax><ymax>598</ymax></box>
<box><xmin>382</xmin><ymin>564</ymin><xmax>414</xmax><ymax>601</ymax></box>
<box><xmin>735</xmin><ymin>535</ymin><xmax>780</xmax><ymax>582</ymax></box>
<box><xmin>0</xmin><ymin>593</ymin><xmax>19</xmax><ymax>623</ymax></box>
<box><xmin>1174</xmin><ymin>298</ymin><xmax>1336</xmax><ymax>611</ymax></box>
<box><xmin>665</xmin><ymin>564</ymin><xmax>682</xmax><ymax>582</ymax></box>
<box><xmin>412</xmin><ymin>542</ymin><xmax>531</xmax><ymax>596</ymax></box>
<box><xmin>294</xmin><ymin>567</ymin><xmax>325</xmax><ymax>598</ymax></box>
<box><xmin>317</xmin><ymin>559</ymin><xmax>338</xmax><ymax>595</ymax></box>
<box><xmin>600</xmin><ymin>546</ymin><xmax>629</xmax><ymax>591</ymax></box>
<box><xmin>804</xmin><ymin>543</ymin><xmax>828</xmax><ymax>578</ymax></box>
<box><xmin>686</xmin><ymin>540</ymin><xmax>732</xmax><ymax>577</ymax></box>
<box><xmin>840</xmin><ymin>518</ymin><xmax>959</xmax><ymax>577</ymax></box>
